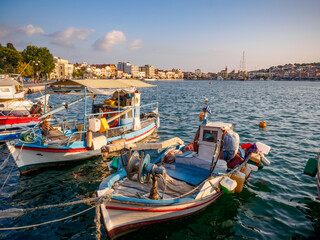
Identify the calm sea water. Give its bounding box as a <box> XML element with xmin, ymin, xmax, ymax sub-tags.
<box><xmin>0</xmin><ymin>80</ymin><xmax>320</xmax><ymax>239</ymax></box>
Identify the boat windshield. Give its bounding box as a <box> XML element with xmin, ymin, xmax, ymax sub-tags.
<box><xmin>202</xmin><ymin>130</ymin><xmax>218</xmax><ymax>143</ymax></box>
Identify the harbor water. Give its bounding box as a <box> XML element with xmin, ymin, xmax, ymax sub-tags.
<box><xmin>0</xmin><ymin>80</ymin><xmax>320</xmax><ymax>239</ymax></box>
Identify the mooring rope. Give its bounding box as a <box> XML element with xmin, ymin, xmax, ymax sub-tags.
<box><xmin>0</xmin><ymin>143</ymin><xmax>24</xmax><ymax>193</ymax></box>
<box><xmin>0</xmin><ymin>206</ymin><xmax>95</xmax><ymax>231</ymax></box>
<box><xmin>0</xmin><ymin>189</ymin><xmax>113</xmax><ymax>238</ymax></box>
<box><xmin>0</xmin><ymin>153</ymin><xmax>11</xmax><ymax>171</ymax></box>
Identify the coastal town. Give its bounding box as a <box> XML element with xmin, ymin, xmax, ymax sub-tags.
<box><xmin>1</xmin><ymin>43</ymin><xmax>320</xmax><ymax>81</ymax></box>
<box><xmin>49</xmin><ymin>59</ymin><xmax>320</xmax><ymax>82</ymax></box>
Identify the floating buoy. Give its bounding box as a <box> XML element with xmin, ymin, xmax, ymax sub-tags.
<box><xmin>199</xmin><ymin>112</ymin><xmax>204</xmax><ymax>120</ymax></box>
<box><xmin>259</xmin><ymin>121</ymin><xmax>267</xmax><ymax>128</ymax></box>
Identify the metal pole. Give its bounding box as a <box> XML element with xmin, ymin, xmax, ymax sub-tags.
<box><xmin>83</xmin><ymin>87</ymin><xmax>87</xmax><ymax>140</ymax></box>
<box><xmin>44</xmin><ymin>84</ymin><xmax>47</xmax><ymax>114</ymax></box>
<box><xmin>117</xmin><ymin>90</ymin><xmax>120</xmax><ymax>125</ymax></box>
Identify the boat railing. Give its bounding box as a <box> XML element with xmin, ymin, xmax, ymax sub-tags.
<box><xmin>66</xmin><ymin>130</ymin><xmax>87</xmax><ymax>146</ymax></box>
<box><xmin>87</xmin><ymin>109</ymin><xmax>122</xmax><ymax>118</ymax></box>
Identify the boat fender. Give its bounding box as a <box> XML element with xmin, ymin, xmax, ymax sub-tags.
<box><xmin>86</xmin><ymin>130</ymin><xmax>93</xmax><ymax>148</ymax></box>
<box><xmin>199</xmin><ymin>112</ymin><xmax>204</xmax><ymax>121</ymax></box>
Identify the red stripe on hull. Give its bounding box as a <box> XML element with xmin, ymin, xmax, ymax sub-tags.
<box><xmin>125</xmin><ymin>125</ymin><xmax>156</xmax><ymax>142</ymax></box>
<box><xmin>14</xmin><ymin>145</ymin><xmax>89</xmax><ymax>152</ymax></box>
<box><xmin>107</xmin><ymin>192</ymin><xmax>223</xmax><ymax>239</ymax></box>
<box><xmin>13</xmin><ymin>124</ymin><xmax>156</xmax><ymax>153</ymax></box>
<box><xmin>0</xmin><ymin>116</ymin><xmax>40</xmax><ymax>125</ymax></box>
<box><xmin>106</xmin><ymin>192</ymin><xmax>222</xmax><ymax>213</ymax></box>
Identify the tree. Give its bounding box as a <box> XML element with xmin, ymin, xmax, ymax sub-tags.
<box><xmin>22</xmin><ymin>45</ymin><xmax>55</xmax><ymax>79</ymax></box>
<box><xmin>72</xmin><ymin>68</ymin><xmax>85</xmax><ymax>78</ymax></box>
<box><xmin>0</xmin><ymin>44</ymin><xmax>23</xmax><ymax>73</ymax></box>
<box><xmin>16</xmin><ymin>61</ymin><xmax>34</xmax><ymax>77</ymax></box>
<box><xmin>7</xmin><ymin>43</ymin><xmax>16</xmax><ymax>51</ymax></box>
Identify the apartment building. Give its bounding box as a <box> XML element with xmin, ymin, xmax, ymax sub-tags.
<box><xmin>50</xmin><ymin>57</ymin><xmax>74</xmax><ymax>80</ymax></box>
<box><xmin>140</xmin><ymin>65</ymin><xmax>155</xmax><ymax>78</ymax></box>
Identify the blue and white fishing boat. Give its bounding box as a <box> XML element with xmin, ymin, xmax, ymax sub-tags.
<box><xmin>7</xmin><ymin>79</ymin><xmax>159</xmax><ymax>173</ymax></box>
<box><xmin>96</xmin><ymin>113</ymin><xmax>272</xmax><ymax>239</ymax></box>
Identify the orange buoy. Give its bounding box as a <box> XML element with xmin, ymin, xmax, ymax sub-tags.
<box><xmin>259</xmin><ymin>121</ymin><xmax>267</xmax><ymax>128</ymax></box>
<box><xmin>199</xmin><ymin>112</ymin><xmax>204</xmax><ymax>120</ymax></box>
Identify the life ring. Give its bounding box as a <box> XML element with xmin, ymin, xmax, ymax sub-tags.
<box><xmin>193</xmin><ymin>128</ymin><xmax>200</xmax><ymax>153</ymax></box>
<box><xmin>103</xmin><ymin>109</ymin><xmax>119</xmax><ymax>128</ymax></box>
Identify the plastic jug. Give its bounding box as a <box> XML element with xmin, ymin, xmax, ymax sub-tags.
<box><xmin>261</xmin><ymin>154</ymin><xmax>271</xmax><ymax>166</ymax></box>
<box><xmin>220</xmin><ymin>177</ymin><xmax>237</xmax><ymax>194</ymax></box>
<box><xmin>249</xmin><ymin>153</ymin><xmax>261</xmax><ymax>164</ymax></box>
<box><xmin>247</xmin><ymin>163</ymin><xmax>258</xmax><ymax>172</ymax></box>
<box><xmin>256</xmin><ymin>142</ymin><xmax>271</xmax><ymax>155</ymax></box>
<box><xmin>231</xmin><ymin>171</ymin><xmax>245</xmax><ymax>193</ymax></box>
<box><xmin>100</xmin><ymin>118</ymin><xmax>110</xmax><ymax>133</ymax></box>
<box><xmin>89</xmin><ymin>118</ymin><xmax>100</xmax><ymax>132</ymax></box>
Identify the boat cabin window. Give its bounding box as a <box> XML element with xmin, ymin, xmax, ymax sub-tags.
<box><xmin>0</xmin><ymin>87</ymin><xmax>10</xmax><ymax>92</ymax></box>
<box><xmin>202</xmin><ymin>130</ymin><xmax>218</xmax><ymax>143</ymax></box>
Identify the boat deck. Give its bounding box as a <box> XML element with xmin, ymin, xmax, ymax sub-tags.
<box><xmin>164</xmin><ymin>162</ymin><xmax>210</xmax><ymax>186</ymax></box>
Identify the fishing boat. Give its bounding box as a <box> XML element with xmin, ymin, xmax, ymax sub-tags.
<box><xmin>6</xmin><ymin>79</ymin><xmax>159</xmax><ymax>173</ymax></box>
<box><xmin>0</xmin><ymin>78</ymin><xmax>49</xmax><ymax>142</ymax></box>
<box><xmin>96</xmin><ymin>115</ymin><xmax>272</xmax><ymax>239</ymax></box>
<box><xmin>304</xmin><ymin>152</ymin><xmax>320</xmax><ymax>199</ymax></box>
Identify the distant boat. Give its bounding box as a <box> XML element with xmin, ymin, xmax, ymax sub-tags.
<box><xmin>143</xmin><ymin>78</ymin><xmax>156</xmax><ymax>81</ymax></box>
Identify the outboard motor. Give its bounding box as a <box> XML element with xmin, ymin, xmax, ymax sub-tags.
<box><xmin>29</xmin><ymin>101</ymin><xmax>43</xmax><ymax>115</ymax></box>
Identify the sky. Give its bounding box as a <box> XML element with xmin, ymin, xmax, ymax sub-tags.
<box><xmin>0</xmin><ymin>0</ymin><xmax>320</xmax><ymax>73</ymax></box>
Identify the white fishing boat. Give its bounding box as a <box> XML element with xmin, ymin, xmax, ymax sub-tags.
<box><xmin>7</xmin><ymin>79</ymin><xmax>159</xmax><ymax>173</ymax></box>
<box><xmin>96</xmin><ymin>110</ymin><xmax>272</xmax><ymax>239</ymax></box>
<box><xmin>0</xmin><ymin>78</ymin><xmax>49</xmax><ymax>141</ymax></box>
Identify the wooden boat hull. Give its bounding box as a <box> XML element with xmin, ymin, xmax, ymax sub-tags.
<box><xmin>98</xmin><ymin>190</ymin><xmax>223</xmax><ymax>239</ymax></box>
<box><xmin>7</xmin><ymin>122</ymin><xmax>156</xmax><ymax>173</ymax></box>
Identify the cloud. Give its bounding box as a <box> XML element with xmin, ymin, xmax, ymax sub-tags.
<box><xmin>93</xmin><ymin>30</ymin><xmax>127</xmax><ymax>51</ymax></box>
<box><xmin>18</xmin><ymin>24</ymin><xmax>44</xmax><ymax>36</ymax></box>
<box><xmin>49</xmin><ymin>27</ymin><xmax>94</xmax><ymax>47</ymax></box>
<box><xmin>129</xmin><ymin>39</ymin><xmax>143</xmax><ymax>50</ymax></box>
<box><xmin>0</xmin><ymin>24</ymin><xmax>44</xmax><ymax>38</ymax></box>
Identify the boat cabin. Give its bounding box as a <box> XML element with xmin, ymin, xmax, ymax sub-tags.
<box><xmin>175</xmin><ymin>122</ymin><xmax>233</xmax><ymax>172</ymax></box>
<box><xmin>0</xmin><ymin>79</ymin><xmax>24</xmax><ymax>100</ymax></box>
<box><xmin>197</xmin><ymin>122</ymin><xmax>233</xmax><ymax>161</ymax></box>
